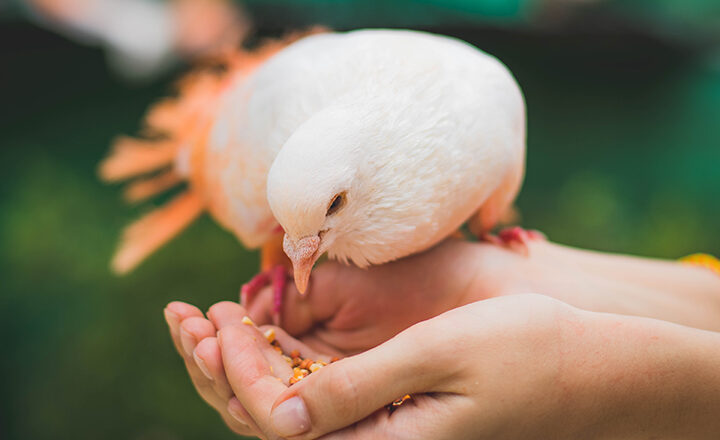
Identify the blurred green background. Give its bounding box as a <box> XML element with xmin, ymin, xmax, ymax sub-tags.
<box><xmin>1</xmin><ymin>0</ymin><xmax>719</xmax><ymax>439</ymax></box>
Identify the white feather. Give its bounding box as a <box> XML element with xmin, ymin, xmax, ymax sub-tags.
<box><xmin>207</xmin><ymin>29</ymin><xmax>525</xmax><ymax>265</ymax></box>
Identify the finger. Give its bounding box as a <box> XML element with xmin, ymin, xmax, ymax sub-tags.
<box><xmin>221</xmin><ymin>411</ymin><xmax>257</xmax><ymax>437</ymax></box>
<box><xmin>179</xmin><ymin>316</ymin><xmax>216</xmax><ymax>357</ymax></box>
<box><xmin>193</xmin><ymin>337</ymin><xmax>233</xmax><ymax>398</ymax></box>
<box><xmin>187</xmin><ymin>368</ymin><xmax>257</xmax><ymax>437</ymax></box>
<box><xmin>166</xmin><ymin>304</ymin><xmax>257</xmax><ymax>436</ymax></box>
<box><xmin>207</xmin><ymin>303</ymin><xmax>296</xmax><ymax>383</ymax></box>
<box><xmin>207</xmin><ymin>301</ymin><xmax>249</xmax><ymax>329</ymax></box>
<box><xmin>184</xmin><ymin>354</ymin><xmax>227</xmax><ymax>411</ymax></box>
<box><xmin>226</xmin><ymin>397</ymin><xmax>263</xmax><ymax>435</ymax></box>
<box><xmin>176</xmin><ymin>330</ymin><xmax>228</xmax><ymax>415</ymax></box>
<box><xmin>260</xmin><ymin>325</ymin><xmax>338</xmax><ymax>363</ymax></box>
<box><xmin>203</xmin><ymin>324</ymin><xmax>296</xmax><ymax>438</ymax></box>
<box><xmin>206</xmin><ymin>298</ymin><xmax>339</xmax><ymax>360</ymax></box>
<box><xmin>194</xmin><ymin>331</ymin><xmax>292</xmax><ymax>399</ymax></box>
<box><xmin>164</xmin><ymin>304</ymin><xmax>228</xmax><ymax>412</ymax></box>
<box><xmin>218</xmin><ymin>324</ymin><xmax>290</xmax><ymax>439</ymax></box>
<box><xmin>164</xmin><ymin>301</ymin><xmax>204</xmax><ymax>355</ymax></box>
<box><xmin>269</xmin><ymin>324</ymin><xmax>453</xmax><ymax>439</ymax></box>
<box><xmin>184</xmin><ymin>354</ymin><xmax>257</xmax><ymax>438</ymax></box>
<box><xmin>258</xmin><ymin>330</ymin><xmax>295</xmax><ymax>385</ymax></box>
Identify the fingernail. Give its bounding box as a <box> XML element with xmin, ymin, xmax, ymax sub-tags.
<box><xmin>180</xmin><ymin>328</ymin><xmax>195</xmax><ymax>356</ymax></box>
<box><xmin>227</xmin><ymin>399</ymin><xmax>248</xmax><ymax>425</ymax></box>
<box><xmin>193</xmin><ymin>349</ymin><xmax>213</xmax><ymax>380</ymax></box>
<box><xmin>271</xmin><ymin>396</ymin><xmax>310</xmax><ymax>437</ymax></box>
<box><xmin>164</xmin><ymin>308</ymin><xmax>179</xmax><ymax>328</ymax></box>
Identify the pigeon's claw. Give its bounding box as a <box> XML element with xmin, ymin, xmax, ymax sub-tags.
<box><xmin>240</xmin><ymin>265</ymin><xmax>291</xmax><ymax>325</ymax></box>
<box><xmin>270</xmin><ymin>265</ymin><xmax>289</xmax><ymax>325</ymax></box>
<box><xmin>483</xmin><ymin>226</ymin><xmax>545</xmax><ymax>256</ymax></box>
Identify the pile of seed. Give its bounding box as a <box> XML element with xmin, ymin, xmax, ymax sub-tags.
<box><xmin>242</xmin><ymin>316</ymin><xmax>338</xmax><ymax>384</ymax></box>
<box><xmin>387</xmin><ymin>394</ymin><xmax>412</xmax><ymax>414</ymax></box>
<box><xmin>243</xmin><ymin>315</ymin><xmax>411</xmax><ymax>410</ymax></box>
<box><xmin>284</xmin><ymin>349</ymin><xmax>333</xmax><ymax>384</ymax></box>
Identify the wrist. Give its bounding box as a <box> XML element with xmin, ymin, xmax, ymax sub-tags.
<box><xmin>518</xmin><ymin>242</ymin><xmax>720</xmax><ymax>331</ymax></box>
<box><xmin>562</xmin><ymin>311</ymin><xmax>720</xmax><ymax>438</ymax></box>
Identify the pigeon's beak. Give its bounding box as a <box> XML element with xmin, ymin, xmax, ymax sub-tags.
<box><xmin>283</xmin><ymin>233</ymin><xmax>320</xmax><ymax>295</ymax></box>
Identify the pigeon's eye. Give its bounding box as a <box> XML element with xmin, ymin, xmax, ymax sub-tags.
<box><xmin>326</xmin><ymin>192</ymin><xmax>346</xmax><ymax>216</ymax></box>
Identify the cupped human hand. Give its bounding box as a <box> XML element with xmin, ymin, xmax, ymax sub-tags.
<box><xmin>163</xmin><ymin>238</ymin><xmax>533</xmax><ymax>438</ymax></box>
<box><xmin>259</xmin><ymin>293</ymin><xmax>580</xmax><ymax>439</ymax></box>
<box><xmin>166</xmin><ymin>299</ymin><xmax>365</xmax><ymax>440</ymax></box>
<box><xmin>164</xmin><ymin>237</ymin><xmax>720</xmax><ymax>438</ymax></box>
<box><xmin>168</xmin><ymin>295</ymin><xmax>569</xmax><ymax>440</ymax></box>
<box><xmin>262</xmin><ymin>294</ymin><xmax>720</xmax><ymax>440</ymax></box>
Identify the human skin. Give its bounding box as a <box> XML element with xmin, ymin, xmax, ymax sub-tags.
<box><xmin>164</xmin><ymin>239</ymin><xmax>720</xmax><ymax>438</ymax></box>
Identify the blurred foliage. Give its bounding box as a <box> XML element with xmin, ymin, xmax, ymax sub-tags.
<box><xmin>1</xmin><ymin>1</ymin><xmax>719</xmax><ymax>440</ymax></box>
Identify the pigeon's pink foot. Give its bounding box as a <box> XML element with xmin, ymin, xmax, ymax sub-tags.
<box><xmin>499</xmin><ymin>226</ymin><xmax>545</xmax><ymax>243</ymax></box>
<box><xmin>240</xmin><ymin>265</ymin><xmax>290</xmax><ymax>325</ymax></box>
<box><xmin>479</xmin><ymin>232</ymin><xmax>503</xmax><ymax>246</ymax></box>
<box><xmin>480</xmin><ymin>227</ymin><xmax>545</xmax><ymax>256</ymax></box>
<box><xmin>497</xmin><ymin>226</ymin><xmax>545</xmax><ymax>255</ymax></box>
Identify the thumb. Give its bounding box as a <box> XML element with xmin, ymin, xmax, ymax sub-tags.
<box><xmin>268</xmin><ymin>322</ymin><xmax>451</xmax><ymax>439</ymax></box>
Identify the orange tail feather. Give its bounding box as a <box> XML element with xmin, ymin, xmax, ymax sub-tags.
<box><xmin>123</xmin><ymin>170</ymin><xmax>183</xmax><ymax>203</ymax></box>
<box><xmin>112</xmin><ymin>191</ymin><xmax>204</xmax><ymax>274</ymax></box>
<box><xmin>99</xmin><ymin>137</ymin><xmax>178</xmax><ymax>182</ymax></box>
<box><xmin>101</xmin><ymin>27</ymin><xmax>329</xmax><ymax>274</ymax></box>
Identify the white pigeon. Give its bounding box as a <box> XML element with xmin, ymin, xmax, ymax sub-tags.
<box><xmin>99</xmin><ymin>28</ymin><xmax>527</xmax><ymax>317</ymax></box>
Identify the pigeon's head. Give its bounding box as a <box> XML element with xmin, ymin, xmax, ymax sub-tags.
<box><xmin>267</xmin><ymin>103</ymin><xmax>398</xmax><ymax>293</ymax></box>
